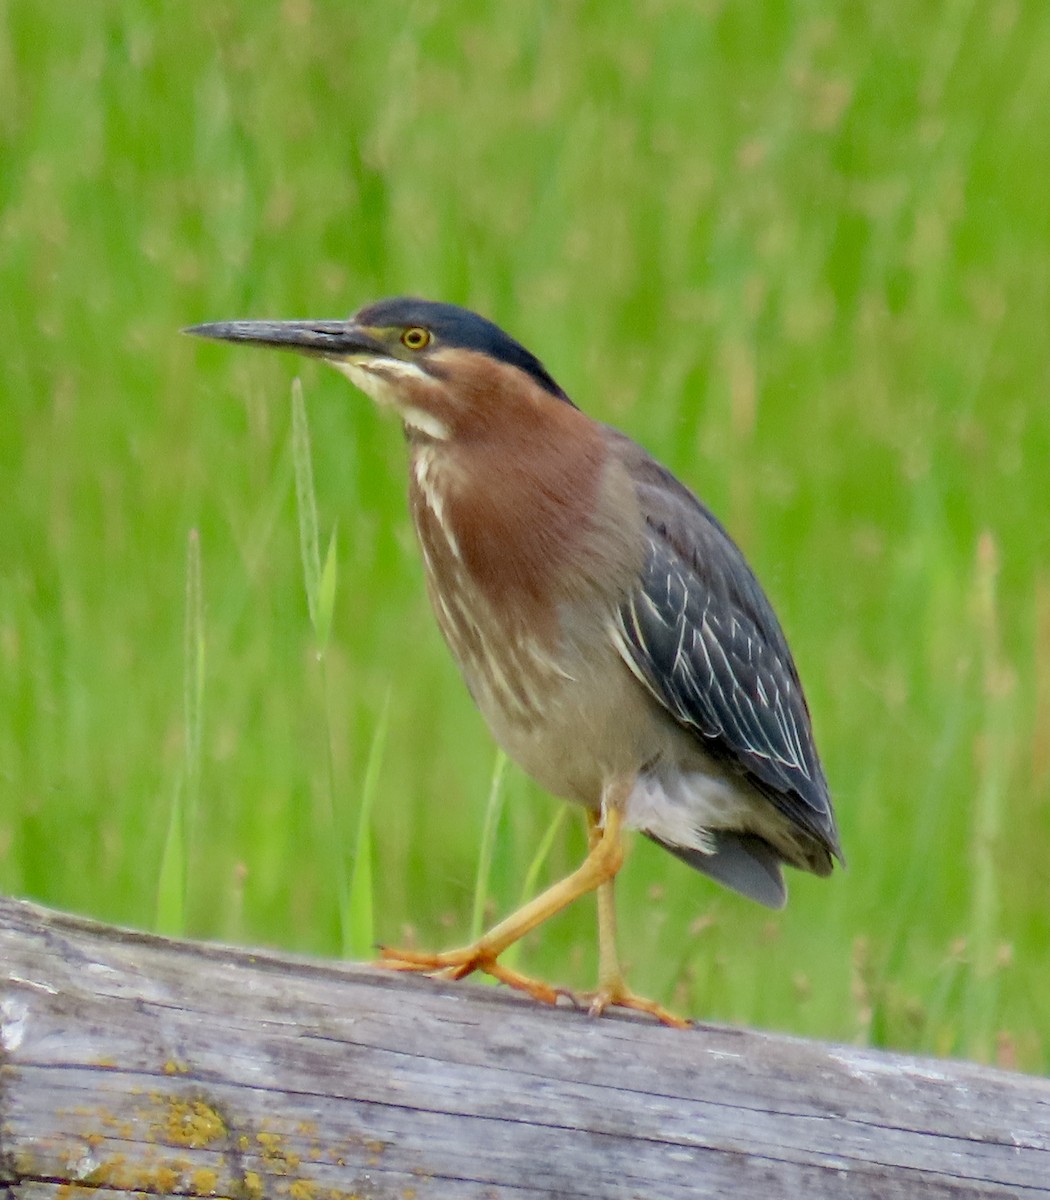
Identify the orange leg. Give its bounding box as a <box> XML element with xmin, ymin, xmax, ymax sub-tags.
<box><xmin>580</xmin><ymin>810</ymin><xmax>691</xmax><ymax>1029</ymax></box>
<box><xmin>380</xmin><ymin>794</ymin><xmax>689</xmax><ymax>1028</ymax></box>
<box><xmin>379</xmin><ymin>805</ymin><xmax>626</xmax><ymax>1004</ymax></box>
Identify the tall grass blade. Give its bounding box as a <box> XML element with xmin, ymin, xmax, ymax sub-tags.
<box><xmin>291</xmin><ymin>377</ymin><xmax>322</xmax><ymax>635</ymax></box>
<box><xmin>346</xmin><ymin>692</ymin><xmax>390</xmax><ymax>959</ymax></box>
<box><xmin>471</xmin><ymin>751</ymin><xmax>508</xmax><ymax>943</ymax></box>
<box><xmin>156</xmin><ymin>528</ymin><xmax>205</xmax><ymax>934</ymax></box>
<box><xmin>965</xmin><ymin>531</ymin><xmax>1016</xmax><ymax>1060</ymax></box>
<box><xmin>502</xmin><ymin>805</ymin><xmax>568</xmax><ymax>971</ymax></box>
<box><xmin>290</xmin><ymin>381</ymin><xmax>350</xmax><ymax>946</ymax></box>
<box><xmin>155</xmin><ymin>778</ymin><xmax>185</xmax><ymax>935</ymax></box>
<box><xmin>183</xmin><ymin>527</ymin><xmax>205</xmax><ymax>837</ymax></box>
<box><xmin>316</xmin><ymin>527</ymin><xmax>338</xmax><ymax>654</ymax></box>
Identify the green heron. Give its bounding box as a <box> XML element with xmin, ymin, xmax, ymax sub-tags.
<box><xmin>187</xmin><ymin>297</ymin><xmax>841</xmax><ymax>1026</ymax></box>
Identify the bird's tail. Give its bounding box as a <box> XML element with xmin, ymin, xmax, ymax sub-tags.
<box><xmin>645</xmin><ymin>829</ymin><xmax>792</xmax><ymax>909</ymax></box>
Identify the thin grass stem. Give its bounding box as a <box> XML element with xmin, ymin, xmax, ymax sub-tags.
<box><xmin>471</xmin><ymin>751</ymin><xmax>508</xmax><ymax>944</ymax></box>
<box><xmin>156</xmin><ymin>528</ymin><xmax>205</xmax><ymax>934</ymax></box>
<box><xmin>291</xmin><ymin>381</ymin><xmax>351</xmax><ymax>948</ymax></box>
<box><xmin>346</xmin><ymin>692</ymin><xmax>390</xmax><ymax>959</ymax></box>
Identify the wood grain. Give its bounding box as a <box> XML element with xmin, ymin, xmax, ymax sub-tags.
<box><xmin>1</xmin><ymin>896</ymin><xmax>1047</xmax><ymax>1199</ymax></box>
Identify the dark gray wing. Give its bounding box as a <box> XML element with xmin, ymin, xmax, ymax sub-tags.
<box><xmin>611</xmin><ymin>438</ymin><xmax>840</xmax><ymax>857</ymax></box>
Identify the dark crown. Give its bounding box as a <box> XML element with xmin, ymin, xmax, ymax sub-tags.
<box><xmin>355</xmin><ymin>297</ymin><xmax>572</xmax><ymax>404</ymax></box>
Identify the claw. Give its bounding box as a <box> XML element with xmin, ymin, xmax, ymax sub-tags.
<box><xmin>581</xmin><ymin>985</ymin><xmax>692</xmax><ymax>1029</ymax></box>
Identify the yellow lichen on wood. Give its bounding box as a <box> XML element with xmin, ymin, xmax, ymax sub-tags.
<box><xmin>159</xmin><ymin>1096</ymin><xmax>228</xmax><ymax>1148</ymax></box>
<box><xmin>78</xmin><ymin>1148</ymin><xmax>195</xmax><ymax>1195</ymax></box>
<box><xmin>256</xmin><ymin>1128</ymin><xmax>301</xmax><ymax>1172</ymax></box>
<box><xmin>148</xmin><ymin>1163</ymin><xmax>183</xmax><ymax>1194</ymax></box>
<box><xmin>55</xmin><ymin>1185</ymin><xmax>100</xmax><ymax>1200</ymax></box>
<box><xmin>191</xmin><ymin>1166</ymin><xmax>220</xmax><ymax>1194</ymax></box>
<box><xmin>241</xmin><ymin>1169</ymin><xmax>265</xmax><ymax>1200</ymax></box>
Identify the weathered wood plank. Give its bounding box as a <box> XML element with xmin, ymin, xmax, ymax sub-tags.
<box><xmin>1</xmin><ymin>896</ymin><xmax>1047</xmax><ymax>1199</ymax></box>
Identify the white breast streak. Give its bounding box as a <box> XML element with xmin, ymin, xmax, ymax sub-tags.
<box><xmin>413</xmin><ymin>448</ymin><xmax>462</xmax><ymax>562</ymax></box>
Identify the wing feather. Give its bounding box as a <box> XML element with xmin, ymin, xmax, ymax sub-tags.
<box><xmin>610</xmin><ymin>437</ymin><xmax>840</xmax><ymax>856</ymax></box>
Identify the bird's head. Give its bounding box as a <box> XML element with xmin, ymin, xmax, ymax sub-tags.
<box><xmin>186</xmin><ymin>296</ymin><xmax>575</xmax><ymax>441</ymax></box>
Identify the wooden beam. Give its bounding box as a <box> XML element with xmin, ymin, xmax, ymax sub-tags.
<box><xmin>0</xmin><ymin>896</ymin><xmax>1047</xmax><ymax>1199</ymax></box>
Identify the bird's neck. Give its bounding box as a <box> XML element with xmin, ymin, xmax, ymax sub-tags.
<box><xmin>408</xmin><ymin>412</ymin><xmax>593</xmax><ymax>619</ymax></box>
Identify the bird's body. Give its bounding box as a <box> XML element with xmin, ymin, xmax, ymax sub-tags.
<box><xmin>188</xmin><ymin>297</ymin><xmax>841</xmax><ymax>1024</ymax></box>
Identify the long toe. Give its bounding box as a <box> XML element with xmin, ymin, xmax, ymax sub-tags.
<box><xmin>377</xmin><ymin>945</ymin><xmax>482</xmax><ymax>976</ymax></box>
<box><xmin>585</xmin><ymin>985</ymin><xmax>692</xmax><ymax>1029</ymax></box>
<box><xmin>482</xmin><ymin>960</ymin><xmax>563</xmax><ymax>1006</ymax></box>
<box><xmin>378</xmin><ymin>944</ymin><xmax>562</xmax><ymax>1006</ymax></box>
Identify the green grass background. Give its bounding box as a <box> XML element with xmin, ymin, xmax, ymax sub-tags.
<box><xmin>2</xmin><ymin>1</ymin><xmax>1047</xmax><ymax>1070</ymax></box>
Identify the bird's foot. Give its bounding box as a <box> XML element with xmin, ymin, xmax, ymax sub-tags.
<box><xmin>578</xmin><ymin>982</ymin><xmax>691</xmax><ymax>1029</ymax></box>
<box><xmin>377</xmin><ymin>944</ymin><xmax>562</xmax><ymax>1007</ymax></box>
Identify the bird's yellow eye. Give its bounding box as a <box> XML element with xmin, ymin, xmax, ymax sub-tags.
<box><xmin>401</xmin><ymin>326</ymin><xmax>431</xmax><ymax>351</ymax></box>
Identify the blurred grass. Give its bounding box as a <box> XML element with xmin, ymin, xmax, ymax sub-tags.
<box><xmin>1</xmin><ymin>1</ymin><xmax>1047</xmax><ymax>1069</ymax></box>
<box><xmin>155</xmin><ymin>526</ymin><xmax>204</xmax><ymax>935</ymax></box>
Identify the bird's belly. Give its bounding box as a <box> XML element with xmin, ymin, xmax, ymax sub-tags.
<box><xmin>458</xmin><ymin>626</ymin><xmax>666</xmax><ymax>809</ymax></box>
<box><xmin>466</xmin><ymin>629</ymin><xmax>789</xmax><ymax>850</ymax></box>
<box><xmin>483</xmin><ymin>682</ymin><xmax>643</xmax><ymax>808</ymax></box>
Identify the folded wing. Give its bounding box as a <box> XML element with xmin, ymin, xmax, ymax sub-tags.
<box><xmin>610</xmin><ymin>438</ymin><xmax>840</xmax><ymax>859</ymax></box>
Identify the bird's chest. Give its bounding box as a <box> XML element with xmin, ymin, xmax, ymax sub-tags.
<box><xmin>407</xmin><ymin>443</ymin><xmax>648</xmax><ymax>803</ymax></box>
<box><xmin>408</xmin><ymin>447</ymin><xmax>572</xmax><ymax>728</ymax></box>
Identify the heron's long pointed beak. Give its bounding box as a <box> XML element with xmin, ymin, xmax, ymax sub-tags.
<box><xmin>184</xmin><ymin>318</ymin><xmax>388</xmax><ymax>360</ymax></box>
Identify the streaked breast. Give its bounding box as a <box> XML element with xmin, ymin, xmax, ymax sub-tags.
<box><xmin>409</xmin><ymin>445</ymin><xmax>574</xmax><ymax>732</ymax></box>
